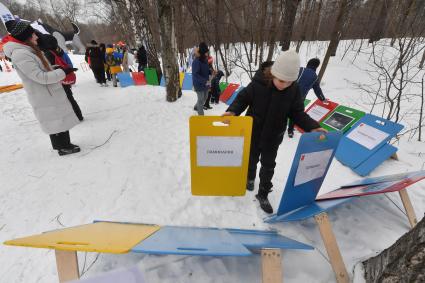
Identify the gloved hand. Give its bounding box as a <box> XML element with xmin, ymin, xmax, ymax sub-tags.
<box><xmin>63</xmin><ymin>67</ymin><xmax>78</xmax><ymax>74</ymax></box>
<box><xmin>53</xmin><ymin>65</ymin><xmax>78</xmax><ymax>74</ymax></box>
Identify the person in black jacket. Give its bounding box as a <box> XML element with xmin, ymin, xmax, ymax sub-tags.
<box><xmin>223</xmin><ymin>50</ymin><xmax>327</xmax><ymax>214</ymax></box>
<box><xmin>137</xmin><ymin>45</ymin><xmax>148</xmax><ymax>72</ymax></box>
<box><xmin>85</xmin><ymin>40</ymin><xmax>107</xmax><ymax>86</ymax></box>
<box><xmin>37</xmin><ymin>34</ymin><xmax>83</xmax><ymax>121</ymax></box>
<box><xmin>210</xmin><ymin>70</ymin><xmax>224</xmax><ymax>104</ymax></box>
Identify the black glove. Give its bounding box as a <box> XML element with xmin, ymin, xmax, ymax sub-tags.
<box><xmin>64</xmin><ymin>68</ymin><xmax>78</xmax><ymax>74</ymax></box>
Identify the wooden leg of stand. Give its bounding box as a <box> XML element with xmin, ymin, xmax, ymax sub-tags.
<box><xmin>314</xmin><ymin>212</ymin><xmax>349</xmax><ymax>283</ymax></box>
<box><xmin>399</xmin><ymin>189</ymin><xmax>418</xmax><ymax>228</ymax></box>
<box><xmin>390</xmin><ymin>153</ymin><xmax>399</xmax><ymax>160</ymax></box>
<box><xmin>261</xmin><ymin>249</ymin><xmax>283</xmax><ymax>283</ymax></box>
<box><xmin>55</xmin><ymin>250</ymin><xmax>79</xmax><ymax>282</ymax></box>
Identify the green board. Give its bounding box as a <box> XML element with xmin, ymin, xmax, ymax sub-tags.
<box><xmin>144</xmin><ymin>68</ymin><xmax>159</xmax><ymax>86</ymax></box>
<box><xmin>219</xmin><ymin>82</ymin><xmax>229</xmax><ymax>92</ymax></box>
<box><xmin>304</xmin><ymin>99</ymin><xmax>311</xmax><ymax>107</ymax></box>
<box><xmin>320</xmin><ymin>105</ymin><xmax>365</xmax><ymax>133</ymax></box>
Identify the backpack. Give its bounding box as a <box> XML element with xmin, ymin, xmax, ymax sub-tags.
<box><xmin>50</xmin><ymin>51</ymin><xmax>76</xmax><ymax>85</ymax></box>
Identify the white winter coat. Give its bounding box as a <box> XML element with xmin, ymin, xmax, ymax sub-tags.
<box><xmin>3</xmin><ymin>41</ymin><xmax>79</xmax><ymax>134</ymax></box>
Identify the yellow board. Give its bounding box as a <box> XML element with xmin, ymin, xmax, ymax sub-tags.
<box><xmin>179</xmin><ymin>72</ymin><xmax>185</xmax><ymax>87</ymax></box>
<box><xmin>110</xmin><ymin>66</ymin><xmax>122</xmax><ymax>74</ymax></box>
<box><xmin>190</xmin><ymin>116</ymin><xmax>253</xmax><ymax>196</ymax></box>
<box><xmin>0</xmin><ymin>84</ymin><xmax>23</xmax><ymax>93</ymax></box>
<box><xmin>4</xmin><ymin>222</ymin><xmax>160</xmax><ymax>254</ymax></box>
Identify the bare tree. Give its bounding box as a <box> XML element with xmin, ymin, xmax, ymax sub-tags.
<box><xmin>156</xmin><ymin>0</ymin><xmax>181</xmax><ymax>102</ymax></box>
<box><xmin>280</xmin><ymin>0</ymin><xmax>300</xmax><ymax>51</ymax></box>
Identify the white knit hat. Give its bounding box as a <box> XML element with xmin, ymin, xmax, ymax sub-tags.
<box><xmin>271</xmin><ymin>50</ymin><xmax>300</xmax><ymax>81</ymax></box>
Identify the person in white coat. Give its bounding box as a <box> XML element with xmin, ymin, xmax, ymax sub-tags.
<box><xmin>3</xmin><ymin>20</ymin><xmax>81</xmax><ymax>156</ymax></box>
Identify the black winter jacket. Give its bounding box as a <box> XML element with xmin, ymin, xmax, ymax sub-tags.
<box><xmin>227</xmin><ymin>70</ymin><xmax>320</xmax><ymax>147</ymax></box>
<box><xmin>85</xmin><ymin>45</ymin><xmax>105</xmax><ymax>69</ymax></box>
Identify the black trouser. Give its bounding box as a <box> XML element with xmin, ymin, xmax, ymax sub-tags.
<box><xmin>248</xmin><ymin>141</ymin><xmax>279</xmax><ymax>192</ymax></box>
<box><xmin>92</xmin><ymin>67</ymin><xmax>106</xmax><ymax>84</ymax></box>
<box><xmin>63</xmin><ymin>85</ymin><xmax>83</xmax><ymax>121</ymax></box>
<box><xmin>106</xmin><ymin>67</ymin><xmax>112</xmax><ymax>81</ymax></box>
<box><xmin>211</xmin><ymin>89</ymin><xmax>219</xmax><ymax>104</ymax></box>
<box><xmin>287</xmin><ymin>119</ymin><xmax>295</xmax><ymax>133</ymax></box>
<box><xmin>49</xmin><ymin>131</ymin><xmax>71</xmax><ymax>150</ymax></box>
<box><xmin>204</xmin><ymin>90</ymin><xmax>212</xmax><ymax>108</ymax></box>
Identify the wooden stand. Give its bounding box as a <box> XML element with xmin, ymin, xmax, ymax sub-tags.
<box><xmin>55</xmin><ymin>250</ymin><xmax>79</xmax><ymax>282</ymax></box>
<box><xmin>261</xmin><ymin>249</ymin><xmax>283</xmax><ymax>283</ymax></box>
<box><xmin>398</xmin><ymin>189</ymin><xmax>418</xmax><ymax>228</ymax></box>
<box><xmin>314</xmin><ymin>212</ymin><xmax>349</xmax><ymax>283</ymax></box>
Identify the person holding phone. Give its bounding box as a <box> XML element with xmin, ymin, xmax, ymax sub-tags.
<box><xmin>3</xmin><ymin>20</ymin><xmax>81</xmax><ymax>156</ymax></box>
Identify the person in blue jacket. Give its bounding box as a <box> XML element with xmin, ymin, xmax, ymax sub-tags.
<box><xmin>287</xmin><ymin>58</ymin><xmax>326</xmax><ymax>138</ymax></box>
<box><xmin>192</xmin><ymin>42</ymin><xmax>210</xmax><ymax>115</ymax></box>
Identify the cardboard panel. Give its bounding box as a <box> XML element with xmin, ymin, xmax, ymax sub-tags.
<box><xmin>189</xmin><ymin>116</ymin><xmax>253</xmax><ymax>196</ymax></box>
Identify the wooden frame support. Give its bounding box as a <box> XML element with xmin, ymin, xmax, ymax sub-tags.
<box><xmin>398</xmin><ymin>189</ymin><xmax>418</xmax><ymax>228</ymax></box>
<box><xmin>55</xmin><ymin>250</ymin><xmax>80</xmax><ymax>282</ymax></box>
<box><xmin>314</xmin><ymin>212</ymin><xmax>349</xmax><ymax>283</ymax></box>
<box><xmin>261</xmin><ymin>249</ymin><xmax>283</xmax><ymax>283</ymax></box>
<box><xmin>390</xmin><ymin>152</ymin><xmax>399</xmax><ymax>160</ymax></box>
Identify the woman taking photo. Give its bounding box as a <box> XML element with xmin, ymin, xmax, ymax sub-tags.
<box><xmin>3</xmin><ymin>20</ymin><xmax>80</xmax><ymax>156</ymax></box>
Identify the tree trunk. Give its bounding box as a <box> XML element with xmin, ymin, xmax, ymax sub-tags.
<box><xmin>317</xmin><ymin>0</ymin><xmax>349</xmax><ymax>83</ymax></box>
<box><xmin>266</xmin><ymin>0</ymin><xmax>280</xmax><ymax>61</ymax></box>
<box><xmin>419</xmin><ymin>49</ymin><xmax>425</xmax><ymax>69</ymax></box>
<box><xmin>369</xmin><ymin>0</ymin><xmax>392</xmax><ymax>43</ymax></box>
<box><xmin>363</xmin><ymin>216</ymin><xmax>425</xmax><ymax>283</ymax></box>
<box><xmin>280</xmin><ymin>0</ymin><xmax>300</xmax><ymax>51</ymax></box>
<box><xmin>157</xmin><ymin>0</ymin><xmax>181</xmax><ymax>102</ymax></box>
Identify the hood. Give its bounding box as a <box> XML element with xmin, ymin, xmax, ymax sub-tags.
<box><xmin>215</xmin><ymin>70</ymin><xmax>224</xmax><ymax>79</ymax></box>
<box><xmin>2</xmin><ymin>36</ymin><xmax>33</xmax><ymax>58</ymax></box>
<box><xmin>252</xmin><ymin>69</ymin><xmax>268</xmax><ymax>86</ymax></box>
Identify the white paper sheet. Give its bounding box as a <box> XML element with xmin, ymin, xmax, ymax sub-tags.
<box><xmin>306</xmin><ymin>104</ymin><xmax>330</xmax><ymax>121</ymax></box>
<box><xmin>197</xmin><ymin>136</ymin><xmax>244</xmax><ymax>167</ymax></box>
<box><xmin>346</xmin><ymin>123</ymin><xmax>389</xmax><ymax>150</ymax></box>
<box><xmin>294</xmin><ymin>149</ymin><xmax>334</xmax><ymax>186</ymax></box>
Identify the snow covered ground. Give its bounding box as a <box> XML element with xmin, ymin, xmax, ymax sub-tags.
<box><xmin>0</xmin><ymin>42</ymin><xmax>424</xmax><ymax>283</ymax></box>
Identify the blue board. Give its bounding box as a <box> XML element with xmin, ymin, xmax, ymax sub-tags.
<box><xmin>335</xmin><ymin>114</ymin><xmax>403</xmax><ymax>169</ymax></box>
<box><xmin>131</xmin><ymin>226</ymin><xmax>251</xmax><ymax>256</ymax></box>
<box><xmin>266</xmin><ymin>198</ymin><xmax>352</xmax><ymax>223</ymax></box>
<box><xmin>226</xmin><ymin>228</ymin><xmax>313</xmax><ymax>250</ymax></box>
<box><xmin>353</xmin><ymin>144</ymin><xmax>397</xmax><ymax>176</ymax></box>
<box><xmin>160</xmin><ymin>76</ymin><xmax>165</xmax><ymax>87</ymax></box>
<box><xmin>341</xmin><ymin>170</ymin><xmax>425</xmax><ymax>187</ymax></box>
<box><xmin>116</xmin><ymin>72</ymin><xmax>135</xmax><ymax>88</ymax></box>
<box><xmin>182</xmin><ymin>73</ymin><xmax>193</xmax><ymax>90</ymax></box>
<box><xmin>226</xmin><ymin>86</ymin><xmax>244</xmax><ymax>105</ymax></box>
<box><xmin>272</xmin><ymin>132</ymin><xmax>342</xmax><ymax>220</ymax></box>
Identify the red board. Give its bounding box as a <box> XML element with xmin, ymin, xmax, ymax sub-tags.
<box><xmin>316</xmin><ymin>174</ymin><xmax>425</xmax><ymax>201</ymax></box>
<box><xmin>296</xmin><ymin>99</ymin><xmax>339</xmax><ymax>133</ymax></box>
<box><xmin>132</xmin><ymin>72</ymin><xmax>147</xmax><ymax>85</ymax></box>
<box><xmin>220</xmin><ymin>83</ymin><xmax>240</xmax><ymax>103</ymax></box>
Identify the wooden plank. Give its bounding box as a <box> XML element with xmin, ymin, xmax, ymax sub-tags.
<box><xmin>398</xmin><ymin>189</ymin><xmax>418</xmax><ymax>228</ymax></box>
<box><xmin>390</xmin><ymin>153</ymin><xmax>399</xmax><ymax>160</ymax></box>
<box><xmin>55</xmin><ymin>250</ymin><xmax>79</xmax><ymax>282</ymax></box>
<box><xmin>314</xmin><ymin>212</ymin><xmax>349</xmax><ymax>283</ymax></box>
<box><xmin>261</xmin><ymin>249</ymin><xmax>283</xmax><ymax>283</ymax></box>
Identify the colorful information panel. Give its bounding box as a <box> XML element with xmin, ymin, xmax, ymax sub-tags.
<box><xmin>144</xmin><ymin>68</ymin><xmax>159</xmax><ymax>85</ymax></box>
<box><xmin>220</xmin><ymin>83</ymin><xmax>240</xmax><ymax>103</ymax></box>
<box><xmin>132</xmin><ymin>72</ymin><xmax>147</xmax><ymax>85</ymax></box>
<box><xmin>219</xmin><ymin>82</ymin><xmax>229</xmax><ymax>92</ymax></box>
<box><xmin>335</xmin><ymin>114</ymin><xmax>404</xmax><ymax>173</ymax></box>
<box><xmin>317</xmin><ymin>172</ymin><xmax>425</xmax><ymax>200</ymax></box>
<box><xmin>4</xmin><ymin>222</ymin><xmax>160</xmax><ymax>254</ymax></box>
<box><xmin>320</xmin><ymin>105</ymin><xmax>365</xmax><ymax>133</ymax></box>
<box><xmin>266</xmin><ymin>132</ymin><xmax>342</xmax><ymax>222</ymax></box>
<box><xmin>189</xmin><ymin>116</ymin><xmax>253</xmax><ymax>196</ymax></box>
<box><xmin>305</xmin><ymin>99</ymin><xmax>339</xmax><ymax>123</ymax></box>
<box><xmin>117</xmin><ymin>72</ymin><xmax>135</xmax><ymax>88</ymax></box>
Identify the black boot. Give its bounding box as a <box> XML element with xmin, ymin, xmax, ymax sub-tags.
<box><xmin>246</xmin><ymin>179</ymin><xmax>255</xmax><ymax>191</ymax></box>
<box><xmin>288</xmin><ymin>129</ymin><xmax>294</xmax><ymax>138</ymax></box>
<box><xmin>58</xmin><ymin>144</ymin><xmax>80</xmax><ymax>156</ymax></box>
<box><xmin>255</xmin><ymin>185</ymin><xmax>273</xmax><ymax>214</ymax></box>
